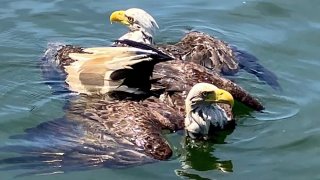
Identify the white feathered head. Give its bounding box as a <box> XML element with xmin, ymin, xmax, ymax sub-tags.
<box><xmin>110</xmin><ymin>8</ymin><xmax>159</xmax><ymax>44</ymax></box>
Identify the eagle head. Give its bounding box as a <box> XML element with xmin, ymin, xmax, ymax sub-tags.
<box><xmin>185</xmin><ymin>83</ymin><xmax>234</xmax><ymax>139</ymax></box>
<box><xmin>110</xmin><ymin>8</ymin><xmax>159</xmax><ymax>44</ymax></box>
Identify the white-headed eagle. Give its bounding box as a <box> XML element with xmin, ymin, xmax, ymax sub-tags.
<box><xmin>110</xmin><ymin>8</ymin><xmax>280</xmax><ymax>89</ymax></box>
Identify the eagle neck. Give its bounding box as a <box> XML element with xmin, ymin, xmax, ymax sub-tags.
<box><xmin>118</xmin><ymin>28</ymin><xmax>154</xmax><ymax>45</ymax></box>
<box><xmin>184</xmin><ymin>103</ymin><xmax>230</xmax><ymax>137</ymax></box>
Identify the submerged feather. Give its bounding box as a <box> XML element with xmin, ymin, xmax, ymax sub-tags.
<box><xmin>233</xmin><ymin>47</ymin><xmax>281</xmax><ymax>90</ymax></box>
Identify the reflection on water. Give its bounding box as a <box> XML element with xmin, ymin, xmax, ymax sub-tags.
<box><xmin>182</xmin><ymin>138</ymin><xmax>233</xmax><ymax>172</ymax></box>
<box><xmin>176</xmin><ymin>130</ymin><xmax>234</xmax><ymax>179</ymax></box>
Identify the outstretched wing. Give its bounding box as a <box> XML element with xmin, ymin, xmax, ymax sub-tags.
<box><xmin>0</xmin><ymin>95</ymin><xmax>184</xmax><ymax>176</ymax></box>
<box><xmin>158</xmin><ymin>31</ymin><xmax>280</xmax><ymax>90</ymax></box>
<box><xmin>64</xmin><ymin>95</ymin><xmax>183</xmax><ymax>160</ymax></box>
<box><xmin>153</xmin><ymin>61</ymin><xmax>264</xmax><ymax>112</ymax></box>
<box><xmin>0</xmin><ymin>117</ymin><xmax>155</xmax><ymax>176</ymax></box>
<box><xmin>64</xmin><ymin>40</ymin><xmax>172</xmax><ymax>96</ymax></box>
<box><xmin>0</xmin><ymin>40</ymin><xmax>184</xmax><ymax>176</ymax></box>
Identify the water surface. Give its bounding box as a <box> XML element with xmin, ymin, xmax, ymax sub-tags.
<box><xmin>1</xmin><ymin>0</ymin><xmax>320</xmax><ymax>179</ymax></box>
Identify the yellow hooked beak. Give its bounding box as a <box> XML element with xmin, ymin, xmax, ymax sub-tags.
<box><xmin>110</xmin><ymin>10</ymin><xmax>130</xmax><ymax>25</ymax></box>
<box><xmin>206</xmin><ymin>89</ymin><xmax>234</xmax><ymax>107</ymax></box>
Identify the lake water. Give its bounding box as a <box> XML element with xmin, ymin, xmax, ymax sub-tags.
<box><xmin>1</xmin><ymin>0</ymin><xmax>320</xmax><ymax>179</ymax></box>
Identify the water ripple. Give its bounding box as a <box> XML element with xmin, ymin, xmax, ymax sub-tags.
<box><xmin>256</xmin><ymin>96</ymin><xmax>300</xmax><ymax>121</ymax></box>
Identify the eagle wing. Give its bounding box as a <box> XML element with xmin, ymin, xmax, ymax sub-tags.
<box><xmin>0</xmin><ymin>40</ymin><xmax>182</xmax><ymax>175</ymax></box>
<box><xmin>65</xmin><ymin>95</ymin><xmax>183</xmax><ymax>160</ymax></box>
<box><xmin>57</xmin><ymin>40</ymin><xmax>173</xmax><ymax>96</ymax></box>
<box><xmin>158</xmin><ymin>31</ymin><xmax>280</xmax><ymax>90</ymax></box>
<box><xmin>153</xmin><ymin>61</ymin><xmax>264</xmax><ymax>112</ymax></box>
<box><xmin>0</xmin><ymin>95</ymin><xmax>184</xmax><ymax>175</ymax></box>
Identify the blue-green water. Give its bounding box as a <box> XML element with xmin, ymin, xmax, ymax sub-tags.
<box><xmin>1</xmin><ymin>0</ymin><xmax>320</xmax><ymax>179</ymax></box>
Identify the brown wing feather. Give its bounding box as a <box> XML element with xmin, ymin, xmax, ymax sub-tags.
<box><xmin>66</xmin><ymin>95</ymin><xmax>183</xmax><ymax>160</ymax></box>
<box><xmin>55</xmin><ymin>45</ymin><xmax>84</xmax><ymax>67</ymax></box>
<box><xmin>158</xmin><ymin>31</ymin><xmax>281</xmax><ymax>89</ymax></box>
<box><xmin>158</xmin><ymin>31</ymin><xmax>239</xmax><ymax>75</ymax></box>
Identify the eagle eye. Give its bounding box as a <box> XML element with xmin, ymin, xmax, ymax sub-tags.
<box><xmin>127</xmin><ymin>16</ymin><xmax>134</xmax><ymax>23</ymax></box>
<box><xmin>202</xmin><ymin>91</ymin><xmax>210</xmax><ymax>97</ymax></box>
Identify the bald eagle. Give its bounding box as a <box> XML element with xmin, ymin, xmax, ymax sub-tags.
<box><xmin>110</xmin><ymin>8</ymin><xmax>280</xmax><ymax>90</ymax></box>
<box><xmin>0</xmin><ymin>8</ymin><xmax>266</xmax><ymax>174</ymax></box>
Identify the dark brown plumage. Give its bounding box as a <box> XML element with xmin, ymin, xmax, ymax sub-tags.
<box><xmin>158</xmin><ymin>31</ymin><xmax>238</xmax><ymax>75</ymax></box>
<box><xmin>152</xmin><ymin>60</ymin><xmax>264</xmax><ymax>112</ymax></box>
<box><xmin>158</xmin><ymin>31</ymin><xmax>280</xmax><ymax>89</ymax></box>
<box><xmin>66</xmin><ymin>95</ymin><xmax>184</xmax><ymax>160</ymax></box>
